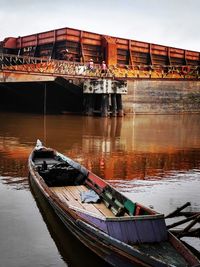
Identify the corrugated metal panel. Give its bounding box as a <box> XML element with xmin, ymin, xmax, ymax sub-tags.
<box><xmin>1</xmin><ymin>26</ymin><xmax>199</xmax><ymax>67</ymax></box>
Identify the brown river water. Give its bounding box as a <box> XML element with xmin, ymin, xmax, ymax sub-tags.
<box><xmin>0</xmin><ymin>112</ymin><xmax>200</xmax><ymax>267</ymax></box>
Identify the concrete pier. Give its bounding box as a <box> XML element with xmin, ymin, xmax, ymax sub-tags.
<box><xmin>84</xmin><ymin>94</ymin><xmax>94</xmax><ymax>116</ymax></box>
<box><xmin>0</xmin><ymin>74</ymin><xmax>199</xmax><ymax>115</ymax></box>
<box><xmin>123</xmin><ymin>80</ymin><xmax>200</xmax><ymax>114</ymax></box>
<box><xmin>111</xmin><ymin>94</ymin><xmax>117</xmax><ymax>117</ymax></box>
<box><xmin>83</xmin><ymin>79</ymin><xmax>127</xmax><ymax>116</ymax></box>
<box><xmin>116</xmin><ymin>94</ymin><xmax>124</xmax><ymax>117</ymax></box>
<box><xmin>101</xmin><ymin>94</ymin><xmax>109</xmax><ymax>117</ymax></box>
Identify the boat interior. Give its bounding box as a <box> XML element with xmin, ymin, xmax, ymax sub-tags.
<box><xmin>32</xmin><ymin>149</ymin><xmax>157</xmax><ymax>218</ymax></box>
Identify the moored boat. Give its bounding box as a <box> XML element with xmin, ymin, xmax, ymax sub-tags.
<box><xmin>28</xmin><ymin>140</ymin><xmax>200</xmax><ymax>267</ymax></box>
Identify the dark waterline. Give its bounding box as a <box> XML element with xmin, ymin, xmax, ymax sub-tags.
<box><xmin>0</xmin><ymin>112</ymin><xmax>200</xmax><ymax>266</ymax></box>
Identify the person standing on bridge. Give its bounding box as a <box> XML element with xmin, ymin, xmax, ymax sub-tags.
<box><xmin>60</xmin><ymin>49</ymin><xmax>73</xmax><ymax>61</ymax></box>
<box><xmin>101</xmin><ymin>60</ymin><xmax>107</xmax><ymax>75</ymax></box>
<box><xmin>88</xmin><ymin>59</ymin><xmax>94</xmax><ymax>71</ymax></box>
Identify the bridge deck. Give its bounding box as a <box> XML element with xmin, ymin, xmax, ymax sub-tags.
<box><xmin>0</xmin><ymin>53</ymin><xmax>199</xmax><ymax>81</ymax></box>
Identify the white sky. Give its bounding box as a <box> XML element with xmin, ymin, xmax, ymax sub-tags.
<box><xmin>0</xmin><ymin>0</ymin><xmax>199</xmax><ymax>51</ymax></box>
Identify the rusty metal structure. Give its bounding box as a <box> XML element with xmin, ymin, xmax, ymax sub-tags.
<box><xmin>0</xmin><ymin>26</ymin><xmax>199</xmax><ymax>79</ymax></box>
<box><xmin>0</xmin><ymin>26</ymin><xmax>199</xmax><ymax>116</ymax></box>
<box><xmin>0</xmin><ymin>53</ymin><xmax>199</xmax><ymax>80</ymax></box>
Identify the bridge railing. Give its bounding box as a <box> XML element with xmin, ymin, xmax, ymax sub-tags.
<box><xmin>0</xmin><ymin>53</ymin><xmax>199</xmax><ymax>79</ymax></box>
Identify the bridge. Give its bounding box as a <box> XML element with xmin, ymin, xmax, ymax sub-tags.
<box><xmin>0</xmin><ymin>53</ymin><xmax>199</xmax><ymax>81</ymax></box>
<box><xmin>0</xmin><ymin>26</ymin><xmax>200</xmax><ymax>115</ymax></box>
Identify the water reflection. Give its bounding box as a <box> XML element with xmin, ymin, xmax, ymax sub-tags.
<box><xmin>0</xmin><ymin>176</ymin><xmax>29</xmax><ymax>190</ymax></box>
<box><xmin>0</xmin><ymin>113</ymin><xmax>200</xmax><ymax>181</ymax></box>
<box><xmin>1</xmin><ymin>112</ymin><xmax>200</xmax><ymax>212</ymax></box>
<box><xmin>0</xmin><ymin>112</ymin><xmax>200</xmax><ymax>264</ymax></box>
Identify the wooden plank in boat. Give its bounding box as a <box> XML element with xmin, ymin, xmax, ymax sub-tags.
<box><xmin>65</xmin><ymin>186</ymin><xmax>80</xmax><ymax>200</ymax></box>
<box><xmin>94</xmin><ymin>203</ymin><xmax>114</xmax><ymax>217</ymax></box>
<box><xmin>79</xmin><ymin>185</ymin><xmax>129</xmax><ymax>217</ymax></box>
<box><xmin>51</xmin><ymin>188</ymin><xmax>71</xmax><ymax>205</ymax></box>
<box><xmin>51</xmin><ymin>186</ymin><xmax>83</xmax><ymax>209</ymax></box>
<box><xmin>51</xmin><ymin>185</ymin><xmax>115</xmax><ymax>217</ymax></box>
<box><xmin>78</xmin><ymin>185</ymin><xmax>114</xmax><ymax>217</ymax></box>
<box><xmin>65</xmin><ymin>186</ymin><xmax>104</xmax><ymax>216</ymax></box>
<box><xmin>60</xmin><ymin>187</ymin><xmax>86</xmax><ymax>210</ymax></box>
<box><xmin>51</xmin><ymin>187</ymin><xmax>70</xmax><ymax>202</ymax></box>
<box><xmin>55</xmin><ymin>185</ymin><xmax>101</xmax><ymax>216</ymax></box>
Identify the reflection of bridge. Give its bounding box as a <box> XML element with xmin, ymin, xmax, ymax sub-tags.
<box><xmin>0</xmin><ymin>26</ymin><xmax>200</xmax><ymax>115</ymax></box>
<box><xmin>0</xmin><ymin>113</ymin><xmax>200</xmax><ymax>180</ymax></box>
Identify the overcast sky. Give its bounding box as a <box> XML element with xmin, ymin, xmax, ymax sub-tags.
<box><xmin>0</xmin><ymin>0</ymin><xmax>199</xmax><ymax>51</ymax></box>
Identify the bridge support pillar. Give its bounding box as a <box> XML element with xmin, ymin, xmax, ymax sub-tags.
<box><xmin>101</xmin><ymin>94</ymin><xmax>109</xmax><ymax>117</ymax></box>
<box><xmin>111</xmin><ymin>93</ymin><xmax>117</xmax><ymax>117</ymax></box>
<box><xmin>83</xmin><ymin>79</ymin><xmax>127</xmax><ymax>117</ymax></box>
<box><xmin>84</xmin><ymin>94</ymin><xmax>94</xmax><ymax>116</ymax></box>
<box><xmin>116</xmin><ymin>94</ymin><xmax>123</xmax><ymax>117</ymax></box>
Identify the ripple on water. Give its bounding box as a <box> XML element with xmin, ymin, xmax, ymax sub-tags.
<box><xmin>108</xmin><ymin>169</ymin><xmax>200</xmax><ymax>193</ymax></box>
<box><xmin>0</xmin><ymin>176</ymin><xmax>29</xmax><ymax>190</ymax></box>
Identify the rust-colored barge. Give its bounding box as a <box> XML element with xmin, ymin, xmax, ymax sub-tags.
<box><xmin>1</xmin><ymin>26</ymin><xmax>199</xmax><ymax>68</ymax></box>
<box><xmin>1</xmin><ymin>27</ymin><xmax>199</xmax><ymax>115</ymax></box>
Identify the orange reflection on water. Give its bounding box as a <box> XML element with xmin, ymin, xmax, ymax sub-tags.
<box><xmin>0</xmin><ymin>113</ymin><xmax>200</xmax><ymax>181</ymax></box>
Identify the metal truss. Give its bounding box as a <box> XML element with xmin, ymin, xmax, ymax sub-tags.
<box><xmin>0</xmin><ymin>53</ymin><xmax>199</xmax><ymax>80</ymax></box>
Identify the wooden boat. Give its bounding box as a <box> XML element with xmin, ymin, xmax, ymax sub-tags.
<box><xmin>29</xmin><ymin>169</ymin><xmax>107</xmax><ymax>267</ymax></box>
<box><xmin>28</xmin><ymin>141</ymin><xmax>200</xmax><ymax>267</ymax></box>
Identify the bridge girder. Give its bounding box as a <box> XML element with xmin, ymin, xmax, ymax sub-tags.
<box><xmin>0</xmin><ymin>53</ymin><xmax>199</xmax><ymax>82</ymax></box>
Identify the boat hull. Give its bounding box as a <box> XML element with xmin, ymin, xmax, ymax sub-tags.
<box><xmin>28</xmin><ymin>145</ymin><xmax>200</xmax><ymax>267</ymax></box>
<box><xmin>29</xmin><ymin>173</ymin><xmax>151</xmax><ymax>267</ymax></box>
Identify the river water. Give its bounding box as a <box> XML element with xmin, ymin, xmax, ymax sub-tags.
<box><xmin>0</xmin><ymin>112</ymin><xmax>200</xmax><ymax>267</ymax></box>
